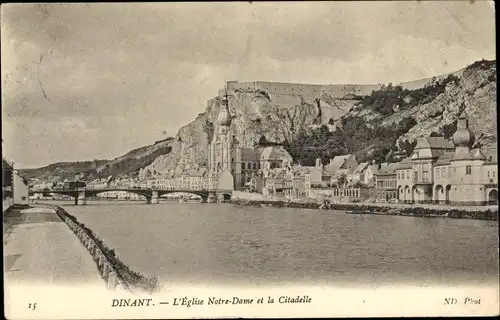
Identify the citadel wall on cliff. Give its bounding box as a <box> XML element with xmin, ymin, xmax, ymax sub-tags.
<box><xmin>220</xmin><ymin>80</ymin><xmax>383</xmax><ymax>108</ymax></box>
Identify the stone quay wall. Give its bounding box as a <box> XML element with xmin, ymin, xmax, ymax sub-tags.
<box><xmin>230</xmin><ymin>197</ymin><xmax>498</xmax><ymax>221</ymax></box>
<box><xmin>37</xmin><ymin>204</ymin><xmax>161</xmax><ymax>293</ymax></box>
<box><xmin>50</xmin><ymin>205</ymin><xmax>132</xmax><ymax>292</ymax></box>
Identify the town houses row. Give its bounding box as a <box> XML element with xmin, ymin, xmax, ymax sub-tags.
<box><xmin>29</xmin><ymin>113</ymin><xmax>498</xmax><ymax>205</ymax></box>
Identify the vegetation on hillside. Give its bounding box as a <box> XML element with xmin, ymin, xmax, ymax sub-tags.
<box><xmin>284</xmin><ymin>115</ymin><xmax>417</xmax><ymax>166</ymax></box>
<box><xmin>95</xmin><ymin>144</ymin><xmax>172</xmax><ymax>178</ymax></box>
<box><xmin>19</xmin><ymin>160</ymin><xmax>108</xmax><ymax>181</ymax></box>
<box><xmin>360</xmin><ymin>74</ymin><xmax>460</xmax><ymax>116</ymax></box>
<box><xmin>281</xmin><ymin>66</ymin><xmax>490</xmax><ymax>165</ymax></box>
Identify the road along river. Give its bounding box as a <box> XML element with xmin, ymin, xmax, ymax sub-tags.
<box><xmin>46</xmin><ymin>200</ymin><xmax>499</xmax><ymax>288</ymax></box>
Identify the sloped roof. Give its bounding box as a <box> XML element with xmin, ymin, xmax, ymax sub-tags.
<box><xmin>14</xmin><ymin>170</ymin><xmax>29</xmax><ymax>185</ymax></box>
<box><xmin>434</xmin><ymin>153</ymin><xmax>454</xmax><ymax>166</ymax></box>
<box><xmin>353</xmin><ymin>162</ymin><xmax>369</xmax><ymax>173</ymax></box>
<box><xmin>2</xmin><ymin>157</ymin><xmax>13</xmax><ymax>169</ymax></box>
<box><xmin>396</xmin><ymin>158</ymin><xmax>413</xmax><ymax>170</ymax></box>
<box><xmin>324</xmin><ymin>155</ymin><xmax>351</xmax><ymax>174</ymax></box>
<box><xmin>259</xmin><ymin>146</ymin><xmax>293</xmax><ymax>162</ymax></box>
<box><xmin>414</xmin><ymin>137</ymin><xmax>454</xmax><ymax>150</ymax></box>
<box><xmin>241</xmin><ymin>148</ymin><xmax>260</xmax><ymax>161</ymax></box>
<box><xmin>367</xmin><ymin>165</ymin><xmax>379</xmax><ymax>175</ymax></box>
<box><xmin>471</xmin><ymin>148</ymin><xmax>487</xmax><ymax>160</ymax></box>
<box><xmin>376</xmin><ymin>163</ymin><xmax>399</xmax><ymax>176</ymax></box>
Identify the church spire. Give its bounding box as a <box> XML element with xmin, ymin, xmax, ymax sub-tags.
<box><xmin>216</xmin><ymin>85</ymin><xmax>232</xmax><ymax>127</ymax></box>
<box><xmin>452</xmin><ymin>110</ymin><xmax>472</xmax><ymax>148</ymax></box>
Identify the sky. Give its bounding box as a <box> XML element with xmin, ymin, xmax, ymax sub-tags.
<box><xmin>1</xmin><ymin>1</ymin><xmax>496</xmax><ymax>169</ymax></box>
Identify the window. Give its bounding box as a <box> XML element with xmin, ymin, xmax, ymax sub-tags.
<box><xmin>423</xmin><ymin>171</ymin><xmax>429</xmax><ymax>179</ymax></box>
<box><xmin>436</xmin><ymin>169</ymin><xmax>440</xmax><ymax>178</ymax></box>
<box><xmin>242</xmin><ymin>163</ymin><xmax>246</xmax><ymax>170</ymax></box>
<box><xmin>466</xmin><ymin>165</ymin><xmax>472</xmax><ymax>175</ymax></box>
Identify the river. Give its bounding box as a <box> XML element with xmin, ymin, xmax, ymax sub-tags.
<box><xmin>45</xmin><ymin>200</ymin><xmax>499</xmax><ymax>288</ymax></box>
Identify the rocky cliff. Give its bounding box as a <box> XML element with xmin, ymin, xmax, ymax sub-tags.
<box><xmin>377</xmin><ymin>60</ymin><xmax>495</xmax><ymax>152</ymax></box>
<box><xmin>143</xmin><ymin>89</ymin><xmax>321</xmax><ymax>176</ymax></box>
<box><xmin>26</xmin><ymin>60</ymin><xmax>496</xmax><ymax>181</ymax></box>
<box><xmin>144</xmin><ymin>59</ymin><xmax>496</xmax><ymax>175</ymax></box>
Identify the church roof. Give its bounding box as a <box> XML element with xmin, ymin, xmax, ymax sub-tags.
<box><xmin>241</xmin><ymin>148</ymin><xmax>260</xmax><ymax>161</ymax></box>
<box><xmin>259</xmin><ymin>146</ymin><xmax>293</xmax><ymax>162</ymax></box>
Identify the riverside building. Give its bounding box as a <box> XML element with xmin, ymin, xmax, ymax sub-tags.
<box><xmin>396</xmin><ymin>112</ymin><xmax>498</xmax><ymax>205</ymax></box>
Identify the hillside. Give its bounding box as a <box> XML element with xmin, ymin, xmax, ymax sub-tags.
<box><xmin>21</xmin><ymin>138</ymin><xmax>174</xmax><ymax>183</ymax></box>
<box><xmin>143</xmin><ymin>59</ymin><xmax>496</xmax><ymax>174</ymax></box>
<box><xmin>289</xmin><ymin>59</ymin><xmax>496</xmax><ymax>164</ymax></box>
<box><xmin>19</xmin><ymin>160</ymin><xmax>108</xmax><ymax>182</ymax></box>
<box><xmin>26</xmin><ymin>59</ymin><xmax>496</xmax><ymax>181</ymax></box>
<box><xmin>92</xmin><ymin>137</ymin><xmax>174</xmax><ymax>178</ymax></box>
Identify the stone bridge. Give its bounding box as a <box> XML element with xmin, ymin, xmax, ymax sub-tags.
<box><xmin>30</xmin><ymin>188</ymin><xmax>233</xmax><ymax>205</ymax></box>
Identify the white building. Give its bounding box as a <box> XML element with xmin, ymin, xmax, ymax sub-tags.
<box><xmin>13</xmin><ymin>170</ymin><xmax>29</xmax><ymax>205</ymax></box>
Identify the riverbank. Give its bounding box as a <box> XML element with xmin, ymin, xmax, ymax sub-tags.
<box><xmin>230</xmin><ymin>197</ymin><xmax>498</xmax><ymax>221</ymax></box>
<box><xmin>37</xmin><ymin>204</ymin><xmax>161</xmax><ymax>293</ymax></box>
<box><xmin>4</xmin><ymin>205</ymin><xmax>102</xmax><ymax>286</ymax></box>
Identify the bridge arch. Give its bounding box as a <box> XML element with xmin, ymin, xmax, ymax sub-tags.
<box><xmin>86</xmin><ymin>189</ymin><xmax>150</xmax><ymax>198</ymax></box>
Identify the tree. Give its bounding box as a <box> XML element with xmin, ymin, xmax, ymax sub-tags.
<box><xmin>337</xmin><ymin>173</ymin><xmax>347</xmax><ymax>188</ymax></box>
<box><xmin>353</xmin><ymin>181</ymin><xmax>367</xmax><ymax>189</ymax></box>
<box><xmin>399</xmin><ymin>139</ymin><xmax>417</xmax><ymax>157</ymax></box>
<box><xmin>372</xmin><ymin>147</ymin><xmax>390</xmax><ymax>164</ymax></box>
<box><xmin>443</xmin><ymin>120</ymin><xmax>458</xmax><ymax>139</ymax></box>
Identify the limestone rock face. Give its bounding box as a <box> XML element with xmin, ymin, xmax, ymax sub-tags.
<box><xmin>144</xmin><ymin>60</ymin><xmax>496</xmax><ymax>176</ymax></box>
<box><xmin>396</xmin><ymin>61</ymin><xmax>496</xmax><ymax>152</ymax></box>
<box><xmin>143</xmin><ymin>89</ymin><xmax>321</xmax><ymax>176</ymax></box>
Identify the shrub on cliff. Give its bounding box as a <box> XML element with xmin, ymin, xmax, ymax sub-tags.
<box><xmin>284</xmin><ymin>113</ymin><xmax>416</xmax><ymax>164</ymax></box>
<box><xmin>358</xmin><ymin>75</ymin><xmax>461</xmax><ymax>117</ymax></box>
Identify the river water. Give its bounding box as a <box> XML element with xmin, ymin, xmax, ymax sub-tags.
<box><xmin>47</xmin><ymin>200</ymin><xmax>499</xmax><ymax>288</ymax></box>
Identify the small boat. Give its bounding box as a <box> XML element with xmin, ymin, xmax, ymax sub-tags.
<box><xmin>346</xmin><ymin>210</ymin><xmax>375</xmax><ymax>215</ymax></box>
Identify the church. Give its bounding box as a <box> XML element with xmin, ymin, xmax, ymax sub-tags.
<box><xmin>207</xmin><ymin>92</ymin><xmax>293</xmax><ymax>191</ymax></box>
